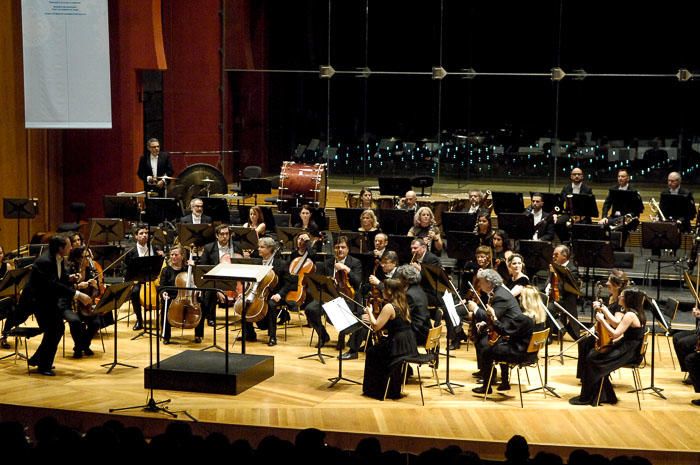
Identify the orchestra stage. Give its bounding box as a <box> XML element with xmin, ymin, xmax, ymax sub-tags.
<box><xmin>1</xmin><ymin>175</ymin><xmax>699</xmax><ymax>463</ymax></box>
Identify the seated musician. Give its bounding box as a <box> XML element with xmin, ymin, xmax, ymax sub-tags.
<box><xmin>577</xmin><ymin>269</ymin><xmax>629</xmax><ymax>379</ymax></box>
<box><xmin>684</xmin><ymin>321</ymin><xmax>700</xmax><ymax>406</ymax></box>
<box><xmin>505</xmin><ymin>253</ymin><xmax>529</xmax><ymax>298</ymax></box>
<box><xmin>570</xmin><ymin>288</ymin><xmax>646</xmax><ymax>406</ymax></box>
<box><xmin>124</xmin><ymin>225</ymin><xmax>164</xmax><ymax>331</ymax></box>
<box><xmin>361</xmin><ymin>278</ymin><xmax>418</xmax><ymax>400</ymax></box>
<box><xmin>243</xmin><ymin>237</ymin><xmax>295</xmax><ymax>346</ymax></box>
<box><xmin>368</xmin><ymin>251</ymin><xmax>399</xmax><ymax>291</ymax></box>
<box><xmin>527</xmin><ymin>193</ymin><xmax>555</xmax><ymax>242</ymax></box>
<box><xmin>358</xmin><ymin>187</ymin><xmax>374</xmax><ymax>210</ymax></box>
<box><xmin>673</xmin><ymin>304</ymin><xmax>700</xmax><ymax>386</ymax></box>
<box><xmin>199</xmin><ymin>224</ymin><xmax>243</xmax><ymax>328</ymax></box>
<box><xmin>0</xmin><ymin>245</ymin><xmax>13</xmax><ymax>349</ymax></box>
<box><xmin>396</xmin><ymin>264</ymin><xmax>431</xmax><ymax>346</ymax></box>
<box><xmin>303</xmin><ymin>235</ymin><xmax>363</xmax><ymax>354</ymax></box>
<box><xmin>293</xmin><ymin>204</ymin><xmax>321</xmax><ymax>239</ymax></box>
<box><xmin>243</xmin><ymin>205</ymin><xmax>266</xmax><ymax>238</ymax></box>
<box><xmin>462</xmin><ymin>190</ymin><xmax>483</xmax><ymax>214</ymax></box>
<box><xmin>460</xmin><ymin>245</ymin><xmax>493</xmax><ymax>298</ymax></box>
<box><xmin>492</xmin><ymin>229</ymin><xmax>512</xmax><ymax>281</ymax></box>
<box><xmin>64</xmin><ymin>242</ymin><xmax>101</xmax><ymax>358</ymax></box>
<box><xmin>372</xmin><ymin>233</ymin><xmax>389</xmax><ymax>261</ymax></box>
<box><xmin>476</xmin><ymin>211</ymin><xmax>495</xmax><ymax>248</ymax></box>
<box><xmin>546</xmin><ymin>245</ymin><xmax>580</xmax><ymax>340</ymax></box>
<box><xmin>472</xmin><ymin>285</ymin><xmax>545</xmax><ymax>394</ymax></box>
<box><xmin>398</xmin><ymin>190</ymin><xmax>418</xmax><ymax>211</ymax></box>
<box><xmin>358</xmin><ymin>209</ymin><xmax>380</xmax><ymax>233</ymax></box>
<box><xmin>158</xmin><ymin>246</ymin><xmax>200</xmax><ymax>344</ymax></box>
<box><xmin>407</xmin><ymin>206</ymin><xmax>443</xmax><ymax>253</ymax></box>
<box><xmin>464</xmin><ymin>268</ymin><xmax>523</xmax><ymax>387</ymax></box>
<box><xmin>180</xmin><ymin>197</ymin><xmax>212</xmax><ymax>225</ymax></box>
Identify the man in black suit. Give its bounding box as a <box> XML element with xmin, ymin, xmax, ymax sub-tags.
<box><xmin>560</xmin><ymin>167</ymin><xmax>594</xmax><ymax>197</ymax></box>
<box><xmin>124</xmin><ymin>225</ymin><xmax>164</xmax><ymax>331</ymax></box>
<box><xmin>526</xmin><ymin>193</ymin><xmax>555</xmax><ymax>242</ymax></box>
<box><xmin>198</xmin><ymin>224</ymin><xmax>242</xmax><ymax>331</ymax></box>
<box><xmin>599</xmin><ymin>168</ymin><xmax>644</xmax><ymax>248</ymax></box>
<box><xmin>659</xmin><ymin>171</ymin><xmax>696</xmax><ymax>232</ymax></box>
<box><xmin>23</xmin><ymin>235</ymin><xmax>92</xmax><ymax>375</ymax></box>
<box><xmin>304</xmin><ymin>235</ymin><xmax>363</xmax><ymax>357</ymax></box>
<box><xmin>465</xmin><ymin>268</ymin><xmax>523</xmax><ymax>390</ymax></box>
<box><xmin>557</xmin><ymin>167</ymin><xmax>595</xmax><ymax>241</ymax></box>
<box><xmin>396</xmin><ymin>264</ymin><xmax>431</xmax><ymax>346</ymax></box>
<box><xmin>137</xmin><ymin>138</ymin><xmax>174</xmax><ymax>197</ymax></box>
<box><xmin>179</xmin><ymin>198</ymin><xmax>212</xmax><ymax>225</ymax></box>
<box><xmin>547</xmin><ymin>244</ymin><xmax>581</xmax><ymax>340</ymax></box>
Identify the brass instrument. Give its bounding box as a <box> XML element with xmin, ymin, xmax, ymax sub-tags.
<box><xmin>608</xmin><ymin>213</ymin><xmax>638</xmax><ymax>232</ymax></box>
<box><xmin>481</xmin><ymin>190</ymin><xmax>493</xmax><ymax>212</ymax></box>
<box><xmin>649</xmin><ymin>198</ymin><xmax>666</xmax><ymax>222</ymax></box>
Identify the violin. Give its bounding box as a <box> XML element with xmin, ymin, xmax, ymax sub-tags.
<box><xmin>167</xmin><ymin>261</ymin><xmax>202</xmax><ymax>329</ymax></box>
<box><xmin>548</xmin><ymin>264</ymin><xmax>560</xmax><ymax>302</ymax></box>
<box><xmin>77</xmin><ymin>252</ymin><xmax>106</xmax><ymax>317</ymax></box>
<box><xmin>369</xmin><ymin>258</ymin><xmax>383</xmax><ymax>316</ymax></box>
<box><xmin>334</xmin><ymin>267</ymin><xmax>355</xmax><ymax>300</ymax></box>
<box><xmin>483</xmin><ymin>292</ymin><xmax>501</xmax><ymax>346</ymax></box>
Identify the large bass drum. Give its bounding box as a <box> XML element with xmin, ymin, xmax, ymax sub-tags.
<box><xmin>278</xmin><ymin>162</ymin><xmax>327</xmax><ymax>208</ymax></box>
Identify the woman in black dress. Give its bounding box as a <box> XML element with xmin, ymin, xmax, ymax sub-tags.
<box><xmin>361</xmin><ymin>278</ymin><xmax>418</xmax><ymax>400</ymax></box>
<box><xmin>505</xmin><ymin>253</ymin><xmax>529</xmax><ymax>299</ymax></box>
<box><xmin>570</xmin><ymin>288</ymin><xmax>646</xmax><ymax>406</ymax></box>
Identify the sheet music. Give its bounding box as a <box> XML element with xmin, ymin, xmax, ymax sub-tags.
<box><xmin>441</xmin><ymin>290</ymin><xmax>462</xmax><ymax>328</ymax></box>
<box><xmin>650</xmin><ymin>298</ymin><xmax>669</xmax><ymax>331</ymax></box>
<box><xmin>323</xmin><ymin>297</ymin><xmax>358</xmax><ymax>332</ymax></box>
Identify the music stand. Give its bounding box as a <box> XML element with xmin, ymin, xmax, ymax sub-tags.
<box><xmin>103</xmin><ymin>195</ymin><xmax>140</xmax><ymax>221</ymax></box>
<box><xmin>193</xmin><ymin>265</ymin><xmax>230</xmax><ymax>352</ymax></box>
<box><xmin>497</xmin><ymin>213</ymin><xmax>534</xmax><ymax>240</ymax></box>
<box><xmin>642</xmin><ymin>222</ymin><xmax>681</xmax><ymax>300</ymax></box>
<box><xmin>491</xmin><ymin>192</ymin><xmax>524</xmax><ymax>214</ymax></box>
<box><xmin>441</xmin><ymin>212</ymin><xmax>477</xmax><ymax>233</ymax></box>
<box><xmin>378</xmin><ymin>177</ymin><xmax>412</xmax><ymax>197</ymax></box>
<box><xmin>110</xmin><ymin>255</ymin><xmax>175</xmax><ymax>418</ymax></box>
<box><xmin>376</xmin><ymin>209</ymin><xmax>414</xmax><ymax>236</ymax></box>
<box><xmin>607</xmin><ymin>189</ymin><xmax>643</xmax><ymax>217</ymax></box>
<box><xmin>241</xmin><ymin>178</ymin><xmax>272</xmax><ymax>205</ymax></box>
<box><xmin>97</xmin><ymin>282</ymin><xmax>137</xmax><ymax>373</ymax></box>
<box><xmin>177</xmin><ymin>224</ymin><xmax>215</xmax><ymax>249</ymax></box>
<box><xmin>568</xmin><ymin>193</ymin><xmax>599</xmax><ymax>218</ymax></box>
<box><xmin>90</xmin><ymin>218</ymin><xmax>125</xmax><ymax>244</ymax></box>
<box><xmin>531</xmin><ymin>192</ymin><xmax>562</xmax><ymax>214</ymax></box>
<box><xmin>276</xmin><ymin>226</ymin><xmax>304</xmax><ymax>252</ymax></box>
<box><xmin>572</xmin><ymin>239</ymin><xmax>615</xmax><ymax>310</ymax></box>
<box><xmin>571</xmin><ymin>223</ymin><xmax>609</xmax><ymax>241</ymax></box>
<box><xmin>335</xmin><ymin>208</ymin><xmax>364</xmax><ymax>231</ymax></box>
<box><xmin>323</xmin><ymin>296</ymin><xmax>364</xmax><ymax>387</ymax></box>
<box><xmin>299</xmin><ymin>273</ymin><xmax>336</xmax><ymax>363</ymax></box>
<box><xmin>660</xmin><ymin>192</ymin><xmax>693</xmax><ymax>229</ymax></box>
<box><xmin>201</xmin><ymin>197</ymin><xmax>230</xmax><ymax>223</ymax></box>
<box><xmin>523</xmin><ymin>294</ymin><xmax>561</xmax><ymax>398</ymax></box>
<box><xmin>638</xmin><ymin>298</ymin><xmax>667</xmax><ymax>399</ymax></box>
<box><xmin>0</xmin><ymin>268</ymin><xmax>31</xmax><ymax>299</ymax></box>
<box><xmin>229</xmin><ymin>226</ymin><xmax>259</xmax><ymax>251</ymax></box>
<box><xmin>387</xmin><ymin>234</ymin><xmax>415</xmax><ymax>265</ymax></box>
<box><xmin>420</xmin><ymin>262</ymin><xmax>464</xmax><ymax>394</ymax></box>
<box><xmin>3</xmin><ymin>198</ymin><xmax>39</xmax><ymax>259</ymax></box>
<box><xmin>333</xmin><ymin>231</ymin><xmax>364</xmax><ymax>254</ymax></box>
<box><xmin>445</xmin><ymin>231</ymin><xmax>479</xmax><ymax>290</ymax></box>
<box><xmin>518</xmin><ymin>240</ymin><xmax>554</xmax><ymax>277</ymax></box>
<box><xmin>144</xmin><ymin>198</ymin><xmax>182</xmax><ymax>225</ymax></box>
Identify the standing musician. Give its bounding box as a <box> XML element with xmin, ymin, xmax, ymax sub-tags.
<box><xmin>598</xmin><ymin>168</ymin><xmax>644</xmax><ymax>248</ymax></box>
<box><xmin>24</xmin><ymin>235</ymin><xmax>93</xmax><ymax>375</ymax></box>
<box><xmin>472</xmin><ymin>285</ymin><xmax>545</xmax><ymax>394</ymax></box>
<box><xmin>577</xmin><ymin>269</ymin><xmax>630</xmax><ymax>379</ymax></box>
<box><xmin>124</xmin><ymin>225</ymin><xmax>164</xmax><ymax>331</ymax></box>
<box><xmin>407</xmin><ymin>206</ymin><xmax>443</xmax><ymax>253</ymax></box>
<box><xmin>244</xmin><ymin>237</ymin><xmax>295</xmax><ymax>346</ymax></box>
<box><xmin>179</xmin><ymin>198</ymin><xmax>212</xmax><ymax>225</ymax></box>
<box><xmin>569</xmin><ymin>288</ymin><xmax>646</xmax><ymax>406</ymax></box>
<box><xmin>198</xmin><ymin>224</ymin><xmax>243</xmax><ymax>329</ymax></box>
<box><xmin>304</xmin><ymin>236</ymin><xmax>363</xmax><ymax>354</ymax></box>
<box><xmin>158</xmin><ymin>246</ymin><xmax>200</xmax><ymax>344</ymax></box>
<box><xmin>659</xmin><ymin>171</ymin><xmax>696</xmax><ymax>232</ymax></box>
<box><xmin>395</xmin><ymin>265</ymin><xmax>431</xmax><ymax>347</ymax></box>
<box><xmin>137</xmin><ymin>138</ymin><xmax>174</xmax><ymax>198</ymax></box>
<box><xmin>361</xmin><ymin>278</ymin><xmax>418</xmax><ymax>400</ymax></box>
<box><xmin>464</xmin><ymin>268</ymin><xmax>523</xmax><ymax>388</ymax></box>
<box><xmin>526</xmin><ymin>193</ymin><xmax>555</xmax><ymax>242</ymax></box>
<box><xmin>546</xmin><ymin>245</ymin><xmax>581</xmax><ymax>340</ymax></box>
<box><xmin>557</xmin><ymin>167</ymin><xmax>595</xmax><ymax>241</ymax></box>
<box><xmin>398</xmin><ymin>190</ymin><xmax>418</xmax><ymax>211</ymax></box>
<box><xmin>65</xmin><ymin>240</ymin><xmax>102</xmax><ymax>358</ymax></box>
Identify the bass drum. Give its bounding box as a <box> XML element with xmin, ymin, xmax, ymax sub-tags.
<box><xmin>278</xmin><ymin>162</ymin><xmax>327</xmax><ymax>208</ymax></box>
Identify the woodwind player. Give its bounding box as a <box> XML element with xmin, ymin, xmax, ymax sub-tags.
<box><xmin>407</xmin><ymin>206</ymin><xmax>443</xmax><ymax>252</ymax></box>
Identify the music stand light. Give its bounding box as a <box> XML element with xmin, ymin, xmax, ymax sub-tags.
<box><xmin>103</xmin><ymin>195</ymin><xmax>140</xmax><ymax>221</ymax></box>
<box><xmin>491</xmin><ymin>192</ymin><xmax>524</xmax><ymax>214</ymax></box>
<box><xmin>497</xmin><ymin>213</ymin><xmax>535</xmax><ymax>240</ymax></box>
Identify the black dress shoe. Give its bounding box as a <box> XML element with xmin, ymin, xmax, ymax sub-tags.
<box><xmin>315</xmin><ymin>332</ymin><xmax>330</xmax><ymax>349</ymax></box>
<box><xmin>691</xmin><ymin>399</ymin><xmax>700</xmax><ymax>406</ymax></box>
<box><xmin>497</xmin><ymin>382</ymin><xmax>511</xmax><ymax>391</ymax></box>
<box><xmin>132</xmin><ymin>322</ymin><xmax>143</xmax><ymax>331</ymax></box>
<box><xmin>340</xmin><ymin>351</ymin><xmax>358</xmax><ymax>360</ymax></box>
<box><xmin>267</xmin><ymin>337</ymin><xmax>277</xmax><ymax>347</ymax></box>
<box><xmin>28</xmin><ymin>358</ymin><xmax>39</xmax><ymax>367</ymax></box>
<box><xmin>449</xmin><ymin>340</ymin><xmax>461</xmax><ymax>350</ymax></box>
<box><xmin>162</xmin><ymin>338</ymin><xmax>170</xmax><ymax>345</ymax></box>
<box><xmin>472</xmin><ymin>385</ymin><xmax>492</xmax><ymax>394</ymax></box>
<box><xmin>83</xmin><ymin>347</ymin><xmax>94</xmax><ymax>356</ymax></box>
<box><xmin>278</xmin><ymin>310</ymin><xmax>291</xmax><ymax>324</ymax></box>
<box><xmin>193</xmin><ymin>337</ymin><xmax>202</xmax><ymax>344</ymax></box>
<box><xmin>0</xmin><ymin>337</ymin><xmax>10</xmax><ymax>349</ymax></box>
<box><xmin>683</xmin><ymin>377</ymin><xmax>694</xmax><ymax>385</ymax></box>
<box><xmin>472</xmin><ymin>371</ymin><xmax>483</xmax><ymax>378</ymax></box>
<box><xmin>72</xmin><ymin>350</ymin><xmax>83</xmax><ymax>359</ymax></box>
<box><xmin>207</xmin><ymin>319</ymin><xmax>215</xmax><ymax>327</ymax></box>
<box><xmin>568</xmin><ymin>396</ymin><xmax>591</xmax><ymax>406</ymax></box>
<box><xmin>38</xmin><ymin>369</ymin><xmax>56</xmax><ymax>376</ymax></box>
<box><xmin>236</xmin><ymin>335</ymin><xmax>258</xmax><ymax>342</ymax></box>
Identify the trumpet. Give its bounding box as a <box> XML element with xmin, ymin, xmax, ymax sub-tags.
<box><xmin>649</xmin><ymin>198</ymin><xmax>666</xmax><ymax>222</ymax></box>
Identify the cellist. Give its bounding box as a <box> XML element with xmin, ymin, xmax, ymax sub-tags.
<box><xmin>158</xmin><ymin>245</ymin><xmax>197</xmax><ymax>344</ymax></box>
<box><xmin>304</xmin><ymin>235</ymin><xmax>363</xmax><ymax>354</ymax></box>
<box><xmin>243</xmin><ymin>237</ymin><xmax>295</xmax><ymax>346</ymax></box>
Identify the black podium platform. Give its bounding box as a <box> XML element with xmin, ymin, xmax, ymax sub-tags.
<box><xmin>144</xmin><ymin>351</ymin><xmax>274</xmax><ymax>395</ymax></box>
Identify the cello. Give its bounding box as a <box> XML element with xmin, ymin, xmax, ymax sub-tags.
<box><xmin>286</xmin><ymin>239</ymin><xmax>315</xmax><ymax>306</ymax></box>
<box><xmin>233</xmin><ymin>267</ymin><xmax>278</xmax><ymax>323</ymax></box>
<box><xmin>167</xmin><ymin>259</ymin><xmax>202</xmax><ymax>329</ymax></box>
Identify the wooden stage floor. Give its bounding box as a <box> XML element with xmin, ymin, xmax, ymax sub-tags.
<box><xmin>0</xmin><ymin>305</ymin><xmax>699</xmax><ymax>464</ymax></box>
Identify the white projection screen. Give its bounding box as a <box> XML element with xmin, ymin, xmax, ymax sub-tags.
<box><xmin>22</xmin><ymin>0</ymin><xmax>112</xmax><ymax>128</ymax></box>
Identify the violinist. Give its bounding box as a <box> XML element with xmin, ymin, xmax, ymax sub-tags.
<box><xmin>526</xmin><ymin>193</ymin><xmax>555</xmax><ymax>242</ymax></box>
<box><xmin>570</xmin><ymin>288</ymin><xmax>646</xmax><ymax>406</ymax></box>
<box><xmin>408</xmin><ymin>207</ymin><xmax>443</xmax><ymax>253</ymax></box>
<box><xmin>368</xmin><ymin>251</ymin><xmax>398</xmax><ymax>292</ymax></box>
<box><xmin>243</xmin><ymin>205</ymin><xmax>267</xmax><ymax>238</ymax></box>
<box><xmin>158</xmin><ymin>246</ymin><xmax>199</xmax><ymax>344</ymax></box>
<box><xmin>464</xmin><ymin>268</ymin><xmax>523</xmax><ymax>388</ymax></box>
<box><xmin>198</xmin><ymin>224</ymin><xmax>243</xmax><ymax>328</ymax></box>
<box><xmin>244</xmin><ymin>237</ymin><xmax>295</xmax><ymax>347</ymax></box>
<box><xmin>124</xmin><ymin>225</ymin><xmax>164</xmax><ymax>331</ymax></box>
<box><xmin>505</xmin><ymin>253</ymin><xmax>529</xmax><ymax>299</ymax></box>
<box><xmin>65</xmin><ymin>242</ymin><xmax>102</xmax><ymax>358</ymax></box>
<box><xmin>577</xmin><ymin>269</ymin><xmax>629</xmax><ymax>380</ymax></box>
<box><xmin>396</xmin><ymin>265</ymin><xmax>431</xmax><ymax>346</ymax></box>
<box><xmin>361</xmin><ymin>278</ymin><xmax>418</xmax><ymax>400</ymax></box>
<box><xmin>179</xmin><ymin>197</ymin><xmax>212</xmax><ymax>225</ymax></box>
<box><xmin>472</xmin><ymin>285</ymin><xmax>543</xmax><ymax>394</ymax></box>
<box><xmin>546</xmin><ymin>245</ymin><xmax>580</xmax><ymax>340</ymax></box>
<box><xmin>304</xmin><ymin>236</ymin><xmax>362</xmax><ymax>353</ymax></box>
